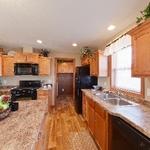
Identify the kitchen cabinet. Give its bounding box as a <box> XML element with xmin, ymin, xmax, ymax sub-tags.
<box><xmin>57</xmin><ymin>62</ymin><xmax>74</xmax><ymax>73</ymax></box>
<box><xmin>128</xmin><ymin>20</ymin><xmax>150</xmax><ymax>76</ymax></box>
<box><xmin>81</xmin><ymin>56</ymin><xmax>91</xmax><ymax>65</ymax></box>
<box><xmin>2</xmin><ymin>55</ymin><xmax>14</xmax><ymax>76</ymax></box>
<box><xmin>37</xmin><ymin>89</ymin><xmax>52</xmax><ymax>112</ymax></box>
<box><xmin>90</xmin><ymin>51</ymin><xmax>99</xmax><ymax>76</ymax></box>
<box><xmin>39</xmin><ymin>57</ymin><xmax>51</xmax><ymax>75</ymax></box>
<box><xmin>14</xmin><ymin>52</ymin><xmax>39</xmax><ymax>63</ymax></box>
<box><xmin>94</xmin><ymin>101</ymin><xmax>107</xmax><ymax>150</ymax></box>
<box><xmin>88</xmin><ymin>97</ymin><xmax>95</xmax><ymax>136</ymax></box>
<box><xmin>86</xmin><ymin>50</ymin><xmax>108</xmax><ymax>77</ymax></box>
<box><xmin>82</xmin><ymin>94</ymin><xmax>108</xmax><ymax>150</ymax></box>
<box><xmin>98</xmin><ymin>51</ymin><xmax>108</xmax><ymax>77</ymax></box>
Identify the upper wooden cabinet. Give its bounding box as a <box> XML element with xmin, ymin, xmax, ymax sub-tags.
<box><xmin>81</xmin><ymin>56</ymin><xmax>90</xmax><ymax>65</ymax></box>
<box><xmin>90</xmin><ymin>50</ymin><xmax>108</xmax><ymax>77</ymax></box>
<box><xmin>90</xmin><ymin>51</ymin><xmax>99</xmax><ymax>76</ymax></box>
<box><xmin>2</xmin><ymin>55</ymin><xmax>14</xmax><ymax>76</ymax></box>
<box><xmin>57</xmin><ymin>62</ymin><xmax>74</xmax><ymax>73</ymax></box>
<box><xmin>128</xmin><ymin>20</ymin><xmax>150</xmax><ymax>76</ymax></box>
<box><xmin>98</xmin><ymin>51</ymin><xmax>108</xmax><ymax>77</ymax></box>
<box><xmin>14</xmin><ymin>52</ymin><xmax>39</xmax><ymax>63</ymax></box>
<box><xmin>39</xmin><ymin>57</ymin><xmax>51</xmax><ymax>75</ymax></box>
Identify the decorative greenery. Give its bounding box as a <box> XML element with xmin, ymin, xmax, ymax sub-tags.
<box><xmin>80</xmin><ymin>47</ymin><xmax>93</xmax><ymax>58</ymax></box>
<box><xmin>40</xmin><ymin>49</ymin><xmax>50</xmax><ymax>57</ymax></box>
<box><xmin>136</xmin><ymin>2</ymin><xmax>150</xmax><ymax>23</ymax></box>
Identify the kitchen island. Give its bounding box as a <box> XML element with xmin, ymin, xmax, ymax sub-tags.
<box><xmin>0</xmin><ymin>99</ymin><xmax>49</xmax><ymax>150</ymax></box>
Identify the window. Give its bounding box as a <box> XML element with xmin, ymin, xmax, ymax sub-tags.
<box><xmin>105</xmin><ymin>35</ymin><xmax>141</xmax><ymax>93</ymax></box>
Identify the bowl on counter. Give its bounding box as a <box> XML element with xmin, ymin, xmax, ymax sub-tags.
<box><xmin>0</xmin><ymin>95</ymin><xmax>11</xmax><ymax>121</ymax></box>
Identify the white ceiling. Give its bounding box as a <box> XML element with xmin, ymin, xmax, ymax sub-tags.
<box><xmin>0</xmin><ymin>0</ymin><xmax>149</xmax><ymax>53</ymax></box>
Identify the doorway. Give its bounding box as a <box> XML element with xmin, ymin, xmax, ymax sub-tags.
<box><xmin>55</xmin><ymin>58</ymin><xmax>75</xmax><ymax>103</ymax></box>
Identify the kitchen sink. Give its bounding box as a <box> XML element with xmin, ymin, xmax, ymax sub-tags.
<box><xmin>104</xmin><ymin>98</ymin><xmax>133</xmax><ymax>106</ymax></box>
<box><xmin>95</xmin><ymin>93</ymin><xmax>136</xmax><ymax>106</ymax></box>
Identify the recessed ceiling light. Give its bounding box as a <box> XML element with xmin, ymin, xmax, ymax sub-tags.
<box><xmin>107</xmin><ymin>25</ymin><xmax>116</xmax><ymax>31</ymax></box>
<box><xmin>36</xmin><ymin>40</ymin><xmax>42</xmax><ymax>44</ymax></box>
<box><xmin>72</xmin><ymin>43</ymin><xmax>78</xmax><ymax>47</ymax></box>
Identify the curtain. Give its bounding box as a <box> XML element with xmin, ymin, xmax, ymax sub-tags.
<box><xmin>104</xmin><ymin>34</ymin><xmax>141</xmax><ymax>93</ymax></box>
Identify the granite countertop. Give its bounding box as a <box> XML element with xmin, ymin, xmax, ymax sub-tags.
<box><xmin>82</xmin><ymin>89</ymin><xmax>150</xmax><ymax>139</ymax></box>
<box><xmin>0</xmin><ymin>99</ymin><xmax>48</xmax><ymax>150</ymax></box>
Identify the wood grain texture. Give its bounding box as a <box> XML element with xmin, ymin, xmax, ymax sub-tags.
<box><xmin>48</xmin><ymin>96</ymin><xmax>98</xmax><ymax>150</ymax></box>
<box><xmin>128</xmin><ymin>20</ymin><xmax>150</xmax><ymax>76</ymax></box>
<box><xmin>2</xmin><ymin>55</ymin><xmax>14</xmax><ymax>76</ymax></box>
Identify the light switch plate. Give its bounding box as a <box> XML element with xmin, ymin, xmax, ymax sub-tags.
<box><xmin>147</xmin><ymin>88</ymin><xmax>150</xmax><ymax>97</ymax></box>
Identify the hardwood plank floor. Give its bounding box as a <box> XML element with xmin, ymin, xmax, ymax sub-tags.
<box><xmin>48</xmin><ymin>96</ymin><xmax>98</xmax><ymax>150</ymax></box>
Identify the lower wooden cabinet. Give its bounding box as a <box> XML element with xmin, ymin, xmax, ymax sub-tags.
<box><xmin>87</xmin><ymin>97</ymin><xmax>95</xmax><ymax>136</ymax></box>
<box><xmin>0</xmin><ymin>55</ymin><xmax>2</xmax><ymax>76</ymax></box>
<box><xmin>94</xmin><ymin>102</ymin><xmax>107</xmax><ymax>150</ymax></box>
<box><xmin>37</xmin><ymin>89</ymin><xmax>52</xmax><ymax>112</ymax></box>
<box><xmin>82</xmin><ymin>94</ymin><xmax>108</xmax><ymax>150</ymax></box>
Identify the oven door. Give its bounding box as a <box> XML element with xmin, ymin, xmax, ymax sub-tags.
<box><xmin>14</xmin><ymin>63</ymin><xmax>33</xmax><ymax>75</ymax></box>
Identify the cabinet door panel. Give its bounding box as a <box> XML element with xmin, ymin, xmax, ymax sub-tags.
<box><xmin>95</xmin><ymin>112</ymin><xmax>106</xmax><ymax>150</ymax></box>
<box><xmin>39</xmin><ymin>57</ymin><xmax>50</xmax><ymax>75</ymax></box>
<box><xmin>2</xmin><ymin>56</ymin><xmax>14</xmax><ymax>76</ymax></box>
<box><xmin>14</xmin><ymin>53</ymin><xmax>27</xmax><ymax>63</ymax></box>
<box><xmin>132</xmin><ymin>29</ymin><xmax>150</xmax><ymax>75</ymax></box>
<box><xmin>89</xmin><ymin>106</ymin><xmax>95</xmax><ymax>135</ymax></box>
<box><xmin>26</xmin><ymin>53</ymin><xmax>39</xmax><ymax>63</ymax></box>
<box><xmin>128</xmin><ymin>20</ymin><xmax>150</xmax><ymax>76</ymax></box>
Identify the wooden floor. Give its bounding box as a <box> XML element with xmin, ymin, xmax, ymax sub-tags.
<box><xmin>48</xmin><ymin>96</ymin><xmax>98</xmax><ymax>150</ymax></box>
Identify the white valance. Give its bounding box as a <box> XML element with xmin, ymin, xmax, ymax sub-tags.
<box><xmin>104</xmin><ymin>34</ymin><xmax>131</xmax><ymax>56</ymax></box>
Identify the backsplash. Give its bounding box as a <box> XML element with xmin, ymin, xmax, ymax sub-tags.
<box><xmin>98</xmin><ymin>77</ymin><xmax>110</xmax><ymax>89</ymax></box>
<box><xmin>0</xmin><ymin>76</ymin><xmax>52</xmax><ymax>86</ymax></box>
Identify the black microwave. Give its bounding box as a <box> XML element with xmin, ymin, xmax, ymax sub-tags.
<box><xmin>14</xmin><ymin>63</ymin><xmax>39</xmax><ymax>75</ymax></box>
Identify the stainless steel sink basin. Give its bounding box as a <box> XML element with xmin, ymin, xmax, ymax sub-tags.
<box><xmin>95</xmin><ymin>92</ymin><xmax>137</xmax><ymax>106</ymax></box>
<box><xmin>105</xmin><ymin>98</ymin><xmax>133</xmax><ymax>106</ymax></box>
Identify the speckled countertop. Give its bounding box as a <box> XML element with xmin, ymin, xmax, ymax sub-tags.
<box><xmin>82</xmin><ymin>89</ymin><xmax>150</xmax><ymax>139</ymax></box>
<box><xmin>0</xmin><ymin>99</ymin><xmax>48</xmax><ymax>150</ymax></box>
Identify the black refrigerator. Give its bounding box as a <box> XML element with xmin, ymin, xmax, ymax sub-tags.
<box><xmin>75</xmin><ymin>65</ymin><xmax>97</xmax><ymax>114</ymax></box>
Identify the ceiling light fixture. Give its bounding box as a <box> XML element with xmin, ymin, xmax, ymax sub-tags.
<box><xmin>72</xmin><ymin>43</ymin><xmax>78</xmax><ymax>47</ymax></box>
<box><xmin>107</xmin><ymin>25</ymin><xmax>116</xmax><ymax>31</ymax></box>
<box><xmin>36</xmin><ymin>40</ymin><xmax>42</xmax><ymax>44</ymax></box>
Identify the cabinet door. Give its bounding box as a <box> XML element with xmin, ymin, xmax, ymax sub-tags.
<box><xmin>94</xmin><ymin>102</ymin><xmax>107</xmax><ymax>150</ymax></box>
<box><xmin>90</xmin><ymin>52</ymin><xmax>99</xmax><ymax>76</ymax></box>
<box><xmin>89</xmin><ymin>106</ymin><xmax>95</xmax><ymax>135</ymax></box>
<box><xmin>14</xmin><ymin>53</ymin><xmax>27</xmax><ymax>63</ymax></box>
<box><xmin>95</xmin><ymin>112</ymin><xmax>106</xmax><ymax>150</ymax></box>
<box><xmin>132</xmin><ymin>28</ymin><xmax>150</xmax><ymax>76</ymax></box>
<box><xmin>2</xmin><ymin>56</ymin><xmax>14</xmax><ymax>76</ymax></box>
<box><xmin>57</xmin><ymin>62</ymin><xmax>74</xmax><ymax>73</ymax></box>
<box><xmin>99</xmin><ymin>51</ymin><xmax>108</xmax><ymax>77</ymax></box>
<box><xmin>39</xmin><ymin>57</ymin><xmax>50</xmax><ymax>75</ymax></box>
<box><xmin>88</xmin><ymin>98</ymin><xmax>95</xmax><ymax>135</ymax></box>
<box><xmin>26</xmin><ymin>53</ymin><xmax>39</xmax><ymax>63</ymax></box>
<box><xmin>128</xmin><ymin>20</ymin><xmax>150</xmax><ymax>76</ymax></box>
<box><xmin>81</xmin><ymin>56</ymin><xmax>90</xmax><ymax>65</ymax></box>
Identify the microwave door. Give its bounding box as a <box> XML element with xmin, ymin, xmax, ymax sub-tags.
<box><xmin>15</xmin><ymin>64</ymin><xmax>33</xmax><ymax>75</ymax></box>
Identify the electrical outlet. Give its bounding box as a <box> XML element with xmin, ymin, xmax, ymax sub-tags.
<box><xmin>147</xmin><ymin>88</ymin><xmax>150</xmax><ymax>97</ymax></box>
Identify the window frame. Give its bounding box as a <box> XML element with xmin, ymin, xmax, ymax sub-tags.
<box><xmin>109</xmin><ymin>56</ymin><xmax>144</xmax><ymax>98</ymax></box>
